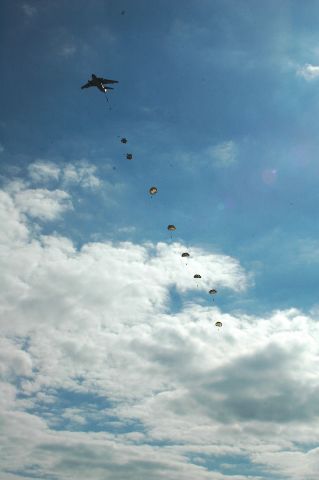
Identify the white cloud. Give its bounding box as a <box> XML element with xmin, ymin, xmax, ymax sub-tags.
<box><xmin>1</xmin><ymin>159</ymin><xmax>106</xmax><ymax>225</ymax></box>
<box><xmin>62</xmin><ymin>161</ymin><xmax>101</xmax><ymax>189</ymax></box>
<box><xmin>28</xmin><ymin>160</ymin><xmax>60</xmax><ymax>183</ymax></box>
<box><xmin>28</xmin><ymin>160</ymin><xmax>102</xmax><ymax>190</ymax></box>
<box><xmin>297</xmin><ymin>63</ymin><xmax>319</xmax><ymax>80</ymax></box>
<box><xmin>0</xmin><ymin>180</ymin><xmax>257</xmax><ymax>479</ymax></box>
<box><xmin>0</xmin><ymin>338</ymin><xmax>33</xmax><ymax>380</ymax></box>
<box><xmin>1</xmin><ymin>170</ymin><xmax>319</xmax><ymax>479</ymax></box>
<box><xmin>13</xmin><ymin>187</ymin><xmax>72</xmax><ymax>221</ymax></box>
<box><xmin>0</xmin><ymin>191</ymin><xmax>29</xmax><ymax>245</ymax></box>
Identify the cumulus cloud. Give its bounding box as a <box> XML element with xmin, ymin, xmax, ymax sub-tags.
<box><xmin>28</xmin><ymin>160</ymin><xmax>102</xmax><ymax>189</ymax></box>
<box><xmin>3</xmin><ymin>159</ymin><xmax>104</xmax><ymax>223</ymax></box>
<box><xmin>297</xmin><ymin>63</ymin><xmax>319</xmax><ymax>80</ymax></box>
<box><xmin>62</xmin><ymin>161</ymin><xmax>101</xmax><ymax>188</ymax></box>
<box><xmin>13</xmin><ymin>187</ymin><xmax>72</xmax><ymax>221</ymax></box>
<box><xmin>0</xmin><ymin>191</ymin><xmax>29</xmax><ymax>245</ymax></box>
<box><xmin>28</xmin><ymin>161</ymin><xmax>60</xmax><ymax>183</ymax></box>
<box><xmin>1</xmin><ymin>170</ymin><xmax>319</xmax><ymax>479</ymax></box>
<box><xmin>0</xmin><ymin>338</ymin><xmax>33</xmax><ymax>380</ymax></box>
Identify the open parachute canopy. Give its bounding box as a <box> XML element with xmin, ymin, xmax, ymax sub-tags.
<box><xmin>121</xmin><ymin>137</ymin><xmax>127</xmax><ymax>144</ymax></box>
<box><xmin>181</xmin><ymin>252</ymin><xmax>190</xmax><ymax>258</ymax></box>
<box><xmin>215</xmin><ymin>321</ymin><xmax>223</xmax><ymax>328</ymax></box>
<box><xmin>209</xmin><ymin>289</ymin><xmax>217</xmax><ymax>295</ymax></box>
<box><xmin>149</xmin><ymin>186</ymin><xmax>158</xmax><ymax>195</ymax></box>
<box><xmin>126</xmin><ymin>153</ymin><xmax>133</xmax><ymax>160</ymax></box>
<box><xmin>194</xmin><ymin>274</ymin><xmax>201</xmax><ymax>279</ymax></box>
<box><xmin>167</xmin><ymin>225</ymin><xmax>176</xmax><ymax>231</ymax></box>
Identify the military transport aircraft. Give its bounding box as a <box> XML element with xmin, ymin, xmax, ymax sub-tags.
<box><xmin>81</xmin><ymin>74</ymin><xmax>118</xmax><ymax>93</ymax></box>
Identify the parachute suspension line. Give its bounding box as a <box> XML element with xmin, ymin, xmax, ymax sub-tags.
<box><xmin>104</xmin><ymin>91</ymin><xmax>112</xmax><ymax>111</ymax></box>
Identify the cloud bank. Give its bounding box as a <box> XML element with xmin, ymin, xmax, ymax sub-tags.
<box><xmin>1</xmin><ymin>166</ymin><xmax>319</xmax><ymax>479</ymax></box>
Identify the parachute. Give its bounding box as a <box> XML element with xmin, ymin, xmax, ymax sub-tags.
<box><xmin>121</xmin><ymin>137</ymin><xmax>128</xmax><ymax>144</ymax></box>
<box><xmin>149</xmin><ymin>186</ymin><xmax>158</xmax><ymax>195</ymax></box>
<box><xmin>126</xmin><ymin>153</ymin><xmax>133</xmax><ymax>160</ymax></box>
<box><xmin>194</xmin><ymin>274</ymin><xmax>201</xmax><ymax>279</ymax></box>
<box><xmin>209</xmin><ymin>288</ymin><xmax>217</xmax><ymax>302</ymax></box>
<box><xmin>181</xmin><ymin>251</ymin><xmax>190</xmax><ymax>265</ymax></box>
<box><xmin>215</xmin><ymin>321</ymin><xmax>222</xmax><ymax>328</ymax></box>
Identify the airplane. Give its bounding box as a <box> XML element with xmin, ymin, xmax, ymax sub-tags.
<box><xmin>81</xmin><ymin>74</ymin><xmax>118</xmax><ymax>93</ymax></box>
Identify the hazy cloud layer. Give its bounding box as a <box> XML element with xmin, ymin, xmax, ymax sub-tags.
<box><xmin>21</xmin><ymin>3</ymin><xmax>37</xmax><ymax>18</ymax></box>
<box><xmin>207</xmin><ymin>141</ymin><xmax>238</xmax><ymax>168</ymax></box>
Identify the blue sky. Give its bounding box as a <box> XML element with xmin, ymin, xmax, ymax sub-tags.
<box><xmin>1</xmin><ymin>1</ymin><xmax>319</xmax><ymax>479</ymax></box>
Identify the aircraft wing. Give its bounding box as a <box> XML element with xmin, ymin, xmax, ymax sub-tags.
<box><xmin>101</xmin><ymin>78</ymin><xmax>118</xmax><ymax>84</ymax></box>
<box><xmin>81</xmin><ymin>82</ymin><xmax>92</xmax><ymax>89</ymax></box>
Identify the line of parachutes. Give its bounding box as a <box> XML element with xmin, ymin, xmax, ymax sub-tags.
<box><xmin>120</xmin><ymin>139</ymin><xmax>222</xmax><ymax>329</ymax></box>
<box><xmin>82</xmin><ymin>74</ymin><xmax>222</xmax><ymax>329</ymax></box>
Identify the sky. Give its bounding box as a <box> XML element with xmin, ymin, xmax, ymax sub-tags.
<box><xmin>1</xmin><ymin>0</ymin><xmax>319</xmax><ymax>479</ymax></box>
